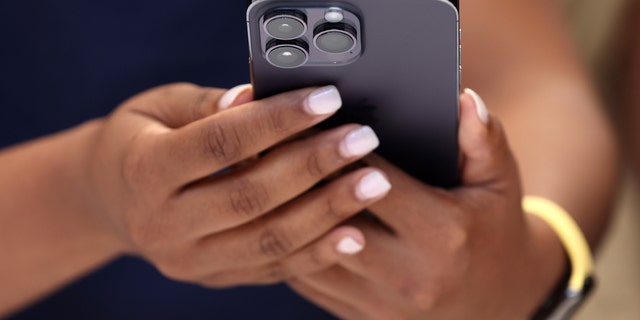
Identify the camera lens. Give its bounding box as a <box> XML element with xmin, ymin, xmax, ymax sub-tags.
<box><xmin>313</xmin><ymin>23</ymin><xmax>357</xmax><ymax>54</ymax></box>
<box><xmin>264</xmin><ymin>10</ymin><xmax>307</xmax><ymax>40</ymax></box>
<box><xmin>266</xmin><ymin>39</ymin><xmax>309</xmax><ymax>68</ymax></box>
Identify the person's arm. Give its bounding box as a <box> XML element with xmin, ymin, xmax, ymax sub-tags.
<box><xmin>461</xmin><ymin>0</ymin><xmax>619</xmax><ymax>300</ymax></box>
<box><xmin>0</xmin><ymin>120</ymin><xmax>123</xmax><ymax>315</ymax></box>
<box><xmin>287</xmin><ymin>1</ymin><xmax>619</xmax><ymax>318</ymax></box>
<box><xmin>463</xmin><ymin>0</ymin><xmax>618</xmax><ymax>246</ymax></box>
<box><xmin>0</xmin><ymin>84</ymin><xmax>390</xmax><ymax>316</ymax></box>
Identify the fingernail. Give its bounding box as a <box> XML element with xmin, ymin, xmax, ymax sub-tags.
<box><xmin>219</xmin><ymin>84</ymin><xmax>253</xmax><ymax>110</ymax></box>
<box><xmin>336</xmin><ymin>236</ymin><xmax>364</xmax><ymax>255</ymax></box>
<box><xmin>356</xmin><ymin>171</ymin><xmax>391</xmax><ymax>201</ymax></box>
<box><xmin>305</xmin><ymin>85</ymin><xmax>342</xmax><ymax>115</ymax></box>
<box><xmin>339</xmin><ymin>126</ymin><xmax>380</xmax><ymax>158</ymax></box>
<box><xmin>464</xmin><ymin>88</ymin><xmax>490</xmax><ymax>124</ymax></box>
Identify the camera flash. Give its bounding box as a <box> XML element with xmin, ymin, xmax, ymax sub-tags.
<box><xmin>324</xmin><ymin>8</ymin><xmax>344</xmax><ymax>23</ymax></box>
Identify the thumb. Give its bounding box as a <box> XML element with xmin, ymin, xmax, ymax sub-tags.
<box><xmin>458</xmin><ymin>88</ymin><xmax>520</xmax><ymax>192</ymax></box>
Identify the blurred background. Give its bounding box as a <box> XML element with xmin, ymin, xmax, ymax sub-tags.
<box><xmin>561</xmin><ymin>0</ymin><xmax>640</xmax><ymax>319</ymax></box>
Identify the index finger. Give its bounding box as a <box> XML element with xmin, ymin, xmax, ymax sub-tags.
<box><xmin>122</xmin><ymin>83</ymin><xmax>232</xmax><ymax>128</ymax></box>
<box><xmin>152</xmin><ymin>85</ymin><xmax>343</xmax><ymax>187</ymax></box>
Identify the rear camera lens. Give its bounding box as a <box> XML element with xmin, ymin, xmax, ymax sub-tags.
<box><xmin>266</xmin><ymin>39</ymin><xmax>309</xmax><ymax>68</ymax></box>
<box><xmin>313</xmin><ymin>23</ymin><xmax>357</xmax><ymax>54</ymax></box>
<box><xmin>264</xmin><ymin>10</ymin><xmax>307</xmax><ymax>40</ymax></box>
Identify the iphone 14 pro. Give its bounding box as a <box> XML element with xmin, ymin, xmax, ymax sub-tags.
<box><xmin>247</xmin><ymin>0</ymin><xmax>461</xmax><ymax>188</ymax></box>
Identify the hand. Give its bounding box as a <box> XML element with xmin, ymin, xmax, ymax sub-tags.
<box><xmin>287</xmin><ymin>89</ymin><xmax>564</xmax><ymax>319</ymax></box>
<box><xmin>82</xmin><ymin>83</ymin><xmax>392</xmax><ymax>287</ymax></box>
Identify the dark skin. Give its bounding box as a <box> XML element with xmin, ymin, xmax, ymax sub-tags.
<box><xmin>0</xmin><ymin>84</ymin><xmax>391</xmax><ymax>314</ymax></box>
<box><xmin>0</xmin><ymin>1</ymin><xmax>618</xmax><ymax>319</ymax></box>
<box><xmin>286</xmin><ymin>1</ymin><xmax>618</xmax><ymax>319</ymax></box>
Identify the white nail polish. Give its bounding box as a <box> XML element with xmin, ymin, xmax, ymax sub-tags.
<box><xmin>305</xmin><ymin>85</ymin><xmax>342</xmax><ymax>115</ymax></box>
<box><xmin>219</xmin><ymin>84</ymin><xmax>252</xmax><ymax>110</ymax></box>
<box><xmin>356</xmin><ymin>171</ymin><xmax>391</xmax><ymax>201</ymax></box>
<box><xmin>464</xmin><ymin>88</ymin><xmax>490</xmax><ymax>124</ymax></box>
<box><xmin>339</xmin><ymin>126</ymin><xmax>379</xmax><ymax>158</ymax></box>
<box><xmin>336</xmin><ymin>236</ymin><xmax>363</xmax><ymax>255</ymax></box>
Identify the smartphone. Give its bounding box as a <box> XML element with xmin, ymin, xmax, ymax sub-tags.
<box><xmin>247</xmin><ymin>0</ymin><xmax>461</xmax><ymax>188</ymax></box>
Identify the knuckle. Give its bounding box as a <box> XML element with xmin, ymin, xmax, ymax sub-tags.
<box><xmin>445</xmin><ymin>223</ymin><xmax>470</xmax><ymax>255</ymax></box>
<box><xmin>192</xmin><ymin>89</ymin><xmax>217</xmax><ymax>120</ymax></box>
<box><xmin>263</xmin><ymin>101</ymin><xmax>290</xmax><ymax>134</ymax></box>
<box><xmin>309</xmin><ymin>244</ymin><xmax>327</xmax><ymax>267</ymax></box>
<box><xmin>305</xmin><ymin>149</ymin><xmax>327</xmax><ymax>177</ymax></box>
<box><xmin>257</xmin><ymin>227</ymin><xmax>293</xmax><ymax>259</ymax></box>
<box><xmin>228</xmin><ymin>179</ymin><xmax>269</xmax><ymax>217</ymax></box>
<box><xmin>126</xmin><ymin>205</ymin><xmax>184</xmax><ymax>256</ymax></box>
<box><xmin>398</xmin><ymin>280</ymin><xmax>438</xmax><ymax>310</ymax></box>
<box><xmin>204</xmin><ymin>121</ymin><xmax>242</xmax><ymax>163</ymax></box>
<box><xmin>322</xmin><ymin>197</ymin><xmax>350</xmax><ymax>221</ymax></box>
<box><xmin>264</xmin><ymin>262</ymin><xmax>292</xmax><ymax>283</ymax></box>
<box><xmin>443</xmin><ymin>208</ymin><xmax>471</xmax><ymax>255</ymax></box>
<box><xmin>395</xmin><ymin>262</ymin><xmax>466</xmax><ymax>311</ymax></box>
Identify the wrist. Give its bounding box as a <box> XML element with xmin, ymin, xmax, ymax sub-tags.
<box><xmin>524</xmin><ymin>196</ymin><xmax>597</xmax><ymax>319</ymax></box>
<box><xmin>521</xmin><ymin>212</ymin><xmax>569</xmax><ymax>316</ymax></box>
<box><xmin>0</xmin><ymin>119</ymin><xmax>125</xmax><ymax>315</ymax></box>
<box><xmin>66</xmin><ymin>119</ymin><xmax>130</xmax><ymax>256</ymax></box>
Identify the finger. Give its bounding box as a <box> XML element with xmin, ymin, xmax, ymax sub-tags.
<box><xmin>187</xmin><ymin>168</ymin><xmax>390</xmax><ymax>273</ymax></box>
<box><xmin>271</xmin><ymin>226</ymin><xmax>365</xmax><ymax>278</ymax></box>
<box><xmin>124</xmin><ymin>83</ymin><xmax>251</xmax><ymax>129</ymax></box>
<box><xmin>334</xmin><ymin>217</ymin><xmax>412</xmax><ymax>289</ymax></box>
<box><xmin>176</xmin><ymin>126</ymin><xmax>384</xmax><ymax>235</ymax></box>
<box><xmin>218</xmin><ymin>84</ymin><xmax>254</xmax><ymax>111</ymax></box>
<box><xmin>458</xmin><ymin>89</ymin><xmax>520</xmax><ymax>192</ymax></box>
<box><xmin>153</xmin><ymin>85</ymin><xmax>344</xmax><ymax>186</ymax></box>
<box><xmin>287</xmin><ymin>278</ymin><xmax>365</xmax><ymax>320</ymax></box>
<box><xmin>362</xmin><ymin>154</ymin><xmax>458</xmax><ymax>234</ymax></box>
<box><xmin>201</xmin><ymin>226</ymin><xmax>365</xmax><ymax>286</ymax></box>
<box><xmin>294</xmin><ymin>266</ymin><xmax>401</xmax><ymax>320</ymax></box>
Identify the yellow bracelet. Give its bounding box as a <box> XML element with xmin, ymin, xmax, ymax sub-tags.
<box><xmin>522</xmin><ymin>196</ymin><xmax>594</xmax><ymax>291</ymax></box>
<box><xmin>523</xmin><ymin>196</ymin><xmax>595</xmax><ymax>320</ymax></box>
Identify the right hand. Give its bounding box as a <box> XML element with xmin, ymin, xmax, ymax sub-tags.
<box><xmin>83</xmin><ymin>83</ymin><xmax>390</xmax><ymax>287</ymax></box>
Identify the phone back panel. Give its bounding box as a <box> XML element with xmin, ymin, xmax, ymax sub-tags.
<box><xmin>248</xmin><ymin>0</ymin><xmax>460</xmax><ymax>188</ymax></box>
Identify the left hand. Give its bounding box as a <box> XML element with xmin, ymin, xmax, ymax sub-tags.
<box><xmin>287</xmin><ymin>89</ymin><xmax>561</xmax><ymax>319</ymax></box>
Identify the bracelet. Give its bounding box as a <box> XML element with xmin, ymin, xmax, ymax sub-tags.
<box><xmin>523</xmin><ymin>196</ymin><xmax>595</xmax><ymax>320</ymax></box>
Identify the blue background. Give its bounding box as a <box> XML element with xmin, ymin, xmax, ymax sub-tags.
<box><xmin>1</xmin><ymin>1</ymin><xmax>335</xmax><ymax>319</ymax></box>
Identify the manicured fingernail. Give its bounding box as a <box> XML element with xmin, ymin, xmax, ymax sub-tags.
<box><xmin>356</xmin><ymin>171</ymin><xmax>391</xmax><ymax>201</ymax></box>
<box><xmin>219</xmin><ymin>84</ymin><xmax>253</xmax><ymax>110</ymax></box>
<box><xmin>464</xmin><ymin>88</ymin><xmax>490</xmax><ymax>124</ymax></box>
<box><xmin>339</xmin><ymin>126</ymin><xmax>379</xmax><ymax>158</ymax></box>
<box><xmin>305</xmin><ymin>85</ymin><xmax>342</xmax><ymax>115</ymax></box>
<box><xmin>336</xmin><ymin>236</ymin><xmax>364</xmax><ymax>255</ymax></box>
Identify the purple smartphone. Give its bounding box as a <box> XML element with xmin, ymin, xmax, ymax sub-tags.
<box><xmin>247</xmin><ymin>0</ymin><xmax>461</xmax><ymax>188</ymax></box>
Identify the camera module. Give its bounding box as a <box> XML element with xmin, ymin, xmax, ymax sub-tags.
<box><xmin>256</xmin><ymin>7</ymin><xmax>362</xmax><ymax>67</ymax></box>
<box><xmin>266</xmin><ymin>39</ymin><xmax>309</xmax><ymax>68</ymax></box>
<box><xmin>313</xmin><ymin>23</ymin><xmax>357</xmax><ymax>54</ymax></box>
<box><xmin>263</xmin><ymin>10</ymin><xmax>307</xmax><ymax>40</ymax></box>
